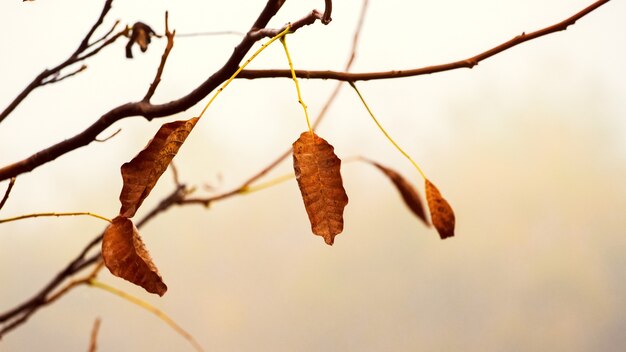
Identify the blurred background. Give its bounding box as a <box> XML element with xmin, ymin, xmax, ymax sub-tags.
<box><xmin>1</xmin><ymin>0</ymin><xmax>625</xmax><ymax>350</ymax></box>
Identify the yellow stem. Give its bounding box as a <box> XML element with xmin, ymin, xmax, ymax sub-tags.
<box><xmin>280</xmin><ymin>35</ymin><xmax>313</xmax><ymax>134</ymax></box>
<box><xmin>197</xmin><ymin>26</ymin><xmax>292</xmax><ymax>120</ymax></box>
<box><xmin>349</xmin><ymin>81</ymin><xmax>427</xmax><ymax>180</ymax></box>
<box><xmin>88</xmin><ymin>279</ymin><xmax>204</xmax><ymax>352</ymax></box>
<box><xmin>240</xmin><ymin>172</ymin><xmax>295</xmax><ymax>194</ymax></box>
<box><xmin>0</xmin><ymin>212</ymin><xmax>112</xmax><ymax>224</ymax></box>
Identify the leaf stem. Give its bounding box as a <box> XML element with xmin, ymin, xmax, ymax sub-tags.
<box><xmin>240</xmin><ymin>172</ymin><xmax>295</xmax><ymax>194</ymax></box>
<box><xmin>349</xmin><ymin>81</ymin><xmax>427</xmax><ymax>180</ymax></box>
<box><xmin>0</xmin><ymin>212</ymin><xmax>112</xmax><ymax>224</ymax></box>
<box><xmin>280</xmin><ymin>35</ymin><xmax>313</xmax><ymax>134</ymax></box>
<box><xmin>88</xmin><ymin>279</ymin><xmax>204</xmax><ymax>352</ymax></box>
<box><xmin>197</xmin><ymin>26</ymin><xmax>292</xmax><ymax>119</ymax></box>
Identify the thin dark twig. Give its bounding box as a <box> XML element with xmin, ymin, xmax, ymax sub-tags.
<box><xmin>0</xmin><ymin>0</ymin><xmax>120</xmax><ymax>124</ymax></box>
<box><xmin>144</xmin><ymin>12</ymin><xmax>175</xmax><ymax>102</ymax></box>
<box><xmin>238</xmin><ymin>0</ymin><xmax>610</xmax><ymax>81</ymax></box>
<box><xmin>0</xmin><ymin>178</ymin><xmax>16</xmax><ymax>211</ymax></box>
<box><xmin>249</xmin><ymin>9</ymin><xmax>325</xmax><ymax>40</ymax></box>
<box><xmin>87</xmin><ymin>20</ymin><xmax>120</xmax><ymax>49</ymax></box>
<box><xmin>76</xmin><ymin>0</ymin><xmax>113</xmax><ymax>52</ymax></box>
<box><xmin>41</xmin><ymin>65</ymin><xmax>88</xmax><ymax>86</ymax></box>
<box><xmin>94</xmin><ymin>128</ymin><xmax>122</xmax><ymax>143</ymax></box>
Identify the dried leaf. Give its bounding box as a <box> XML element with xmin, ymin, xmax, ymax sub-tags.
<box><xmin>125</xmin><ymin>22</ymin><xmax>156</xmax><ymax>59</ymax></box>
<box><xmin>368</xmin><ymin>160</ymin><xmax>429</xmax><ymax>226</ymax></box>
<box><xmin>102</xmin><ymin>216</ymin><xmax>167</xmax><ymax>296</ymax></box>
<box><xmin>119</xmin><ymin>117</ymin><xmax>198</xmax><ymax>218</ymax></box>
<box><xmin>425</xmin><ymin>179</ymin><xmax>455</xmax><ymax>239</ymax></box>
<box><xmin>293</xmin><ymin>131</ymin><xmax>349</xmax><ymax>245</ymax></box>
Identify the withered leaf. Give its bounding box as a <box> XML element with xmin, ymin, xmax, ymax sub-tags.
<box><xmin>367</xmin><ymin>160</ymin><xmax>429</xmax><ymax>226</ymax></box>
<box><xmin>293</xmin><ymin>131</ymin><xmax>349</xmax><ymax>245</ymax></box>
<box><xmin>102</xmin><ymin>216</ymin><xmax>167</xmax><ymax>296</ymax></box>
<box><xmin>125</xmin><ymin>22</ymin><xmax>156</xmax><ymax>59</ymax></box>
<box><xmin>425</xmin><ymin>179</ymin><xmax>455</xmax><ymax>239</ymax></box>
<box><xmin>119</xmin><ymin>117</ymin><xmax>198</xmax><ymax>218</ymax></box>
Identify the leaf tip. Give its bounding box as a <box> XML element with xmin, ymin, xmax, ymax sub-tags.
<box><xmin>425</xmin><ymin>179</ymin><xmax>456</xmax><ymax>240</ymax></box>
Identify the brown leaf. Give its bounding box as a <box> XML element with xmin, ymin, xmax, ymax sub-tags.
<box><xmin>425</xmin><ymin>179</ymin><xmax>455</xmax><ymax>239</ymax></box>
<box><xmin>367</xmin><ymin>160</ymin><xmax>429</xmax><ymax>226</ymax></box>
<box><xmin>293</xmin><ymin>131</ymin><xmax>349</xmax><ymax>245</ymax></box>
<box><xmin>125</xmin><ymin>22</ymin><xmax>156</xmax><ymax>59</ymax></box>
<box><xmin>119</xmin><ymin>117</ymin><xmax>198</xmax><ymax>218</ymax></box>
<box><xmin>102</xmin><ymin>216</ymin><xmax>167</xmax><ymax>296</ymax></box>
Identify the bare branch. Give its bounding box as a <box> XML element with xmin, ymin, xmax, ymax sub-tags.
<box><xmin>0</xmin><ymin>0</ymin><xmax>122</xmax><ymax>124</ymax></box>
<box><xmin>41</xmin><ymin>65</ymin><xmax>87</xmax><ymax>86</ymax></box>
<box><xmin>76</xmin><ymin>0</ymin><xmax>113</xmax><ymax>53</ymax></box>
<box><xmin>249</xmin><ymin>9</ymin><xmax>324</xmax><ymax>40</ymax></box>
<box><xmin>238</xmin><ymin>0</ymin><xmax>610</xmax><ymax>81</ymax></box>
<box><xmin>0</xmin><ymin>0</ymin><xmax>313</xmax><ymax>182</ymax></box>
<box><xmin>94</xmin><ymin>128</ymin><xmax>122</xmax><ymax>143</ymax></box>
<box><xmin>0</xmin><ymin>177</ymin><xmax>16</xmax><ymax>211</ymax></box>
<box><xmin>143</xmin><ymin>12</ymin><xmax>175</xmax><ymax>102</ymax></box>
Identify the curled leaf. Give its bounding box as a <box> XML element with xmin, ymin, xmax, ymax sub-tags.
<box><xmin>102</xmin><ymin>216</ymin><xmax>167</xmax><ymax>296</ymax></box>
<box><xmin>126</xmin><ymin>22</ymin><xmax>156</xmax><ymax>59</ymax></box>
<box><xmin>425</xmin><ymin>179</ymin><xmax>455</xmax><ymax>239</ymax></box>
<box><xmin>367</xmin><ymin>160</ymin><xmax>429</xmax><ymax>226</ymax></box>
<box><xmin>293</xmin><ymin>131</ymin><xmax>349</xmax><ymax>245</ymax></box>
<box><xmin>119</xmin><ymin>117</ymin><xmax>198</xmax><ymax>218</ymax></box>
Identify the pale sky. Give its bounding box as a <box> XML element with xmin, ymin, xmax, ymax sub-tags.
<box><xmin>1</xmin><ymin>0</ymin><xmax>625</xmax><ymax>351</ymax></box>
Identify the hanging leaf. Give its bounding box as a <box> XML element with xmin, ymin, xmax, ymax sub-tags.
<box><xmin>366</xmin><ymin>160</ymin><xmax>429</xmax><ymax>226</ymax></box>
<box><xmin>102</xmin><ymin>216</ymin><xmax>167</xmax><ymax>296</ymax></box>
<box><xmin>125</xmin><ymin>22</ymin><xmax>156</xmax><ymax>59</ymax></box>
<box><xmin>425</xmin><ymin>179</ymin><xmax>455</xmax><ymax>239</ymax></box>
<box><xmin>293</xmin><ymin>131</ymin><xmax>349</xmax><ymax>245</ymax></box>
<box><xmin>119</xmin><ymin>117</ymin><xmax>198</xmax><ymax>218</ymax></box>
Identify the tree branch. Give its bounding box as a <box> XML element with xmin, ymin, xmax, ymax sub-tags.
<box><xmin>237</xmin><ymin>0</ymin><xmax>610</xmax><ymax>81</ymax></box>
<box><xmin>0</xmin><ymin>0</ymin><xmax>121</xmax><ymax>124</ymax></box>
<box><xmin>143</xmin><ymin>12</ymin><xmax>175</xmax><ymax>102</ymax></box>
<box><xmin>0</xmin><ymin>178</ymin><xmax>16</xmax><ymax>211</ymax></box>
<box><xmin>0</xmin><ymin>0</ymin><xmax>323</xmax><ymax>182</ymax></box>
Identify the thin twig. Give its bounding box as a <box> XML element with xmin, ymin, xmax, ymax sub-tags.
<box><xmin>88</xmin><ymin>318</ymin><xmax>101</xmax><ymax>352</ymax></box>
<box><xmin>41</xmin><ymin>65</ymin><xmax>88</xmax><ymax>86</ymax></box>
<box><xmin>249</xmin><ymin>9</ymin><xmax>324</xmax><ymax>40</ymax></box>
<box><xmin>0</xmin><ymin>177</ymin><xmax>16</xmax><ymax>211</ymax></box>
<box><xmin>0</xmin><ymin>0</ymin><xmax>118</xmax><ymax>124</ymax></box>
<box><xmin>0</xmin><ymin>212</ymin><xmax>112</xmax><ymax>225</ymax></box>
<box><xmin>143</xmin><ymin>12</ymin><xmax>175</xmax><ymax>102</ymax></box>
<box><xmin>238</xmin><ymin>0</ymin><xmax>610</xmax><ymax>81</ymax></box>
<box><xmin>94</xmin><ymin>128</ymin><xmax>122</xmax><ymax>142</ymax></box>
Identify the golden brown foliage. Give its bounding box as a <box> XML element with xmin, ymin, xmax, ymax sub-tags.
<box><xmin>425</xmin><ymin>180</ymin><xmax>455</xmax><ymax>239</ymax></box>
<box><xmin>119</xmin><ymin>117</ymin><xmax>198</xmax><ymax>218</ymax></box>
<box><xmin>367</xmin><ymin>160</ymin><xmax>429</xmax><ymax>226</ymax></box>
<box><xmin>293</xmin><ymin>132</ymin><xmax>349</xmax><ymax>245</ymax></box>
<box><xmin>102</xmin><ymin>216</ymin><xmax>167</xmax><ymax>296</ymax></box>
